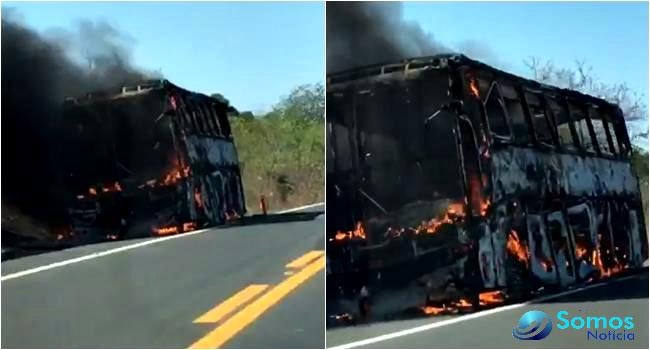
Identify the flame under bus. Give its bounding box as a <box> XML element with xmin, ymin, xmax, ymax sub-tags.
<box><xmin>61</xmin><ymin>79</ymin><xmax>246</xmax><ymax>240</ymax></box>
<box><xmin>326</xmin><ymin>54</ymin><xmax>647</xmax><ymax>322</ymax></box>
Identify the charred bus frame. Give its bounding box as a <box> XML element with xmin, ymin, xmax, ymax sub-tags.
<box><xmin>62</xmin><ymin>79</ymin><xmax>246</xmax><ymax>239</ymax></box>
<box><xmin>326</xmin><ymin>54</ymin><xmax>647</xmax><ymax>320</ymax></box>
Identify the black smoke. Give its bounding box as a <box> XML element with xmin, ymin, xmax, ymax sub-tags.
<box><xmin>1</xmin><ymin>11</ymin><xmax>152</xmax><ymax>232</ymax></box>
<box><xmin>326</xmin><ymin>2</ymin><xmax>508</xmax><ymax>74</ymax></box>
<box><xmin>326</xmin><ymin>2</ymin><xmax>449</xmax><ymax>73</ymax></box>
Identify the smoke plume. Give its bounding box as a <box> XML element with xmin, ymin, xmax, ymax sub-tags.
<box><xmin>326</xmin><ymin>2</ymin><xmax>509</xmax><ymax>74</ymax></box>
<box><xmin>1</xmin><ymin>11</ymin><xmax>153</xmax><ymax>231</ymax></box>
<box><xmin>326</xmin><ymin>2</ymin><xmax>449</xmax><ymax>73</ymax></box>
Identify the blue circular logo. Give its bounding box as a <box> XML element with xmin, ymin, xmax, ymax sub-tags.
<box><xmin>513</xmin><ymin>310</ymin><xmax>553</xmax><ymax>340</ymax></box>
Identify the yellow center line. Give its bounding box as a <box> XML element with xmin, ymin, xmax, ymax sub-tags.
<box><xmin>189</xmin><ymin>255</ymin><xmax>325</xmax><ymax>349</ymax></box>
<box><xmin>285</xmin><ymin>250</ymin><xmax>324</xmax><ymax>270</ymax></box>
<box><xmin>194</xmin><ymin>284</ymin><xmax>269</xmax><ymax>324</ymax></box>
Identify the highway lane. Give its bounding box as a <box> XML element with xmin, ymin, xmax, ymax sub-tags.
<box><xmin>1</xmin><ymin>205</ymin><xmax>325</xmax><ymax>348</ymax></box>
<box><xmin>326</xmin><ymin>271</ymin><xmax>649</xmax><ymax>349</ymax></box>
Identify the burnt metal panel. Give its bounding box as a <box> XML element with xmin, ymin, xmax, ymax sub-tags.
<box><xmin>490</xmin><ymin>146</ymin><xmax>639</xmax><ymax>202</ymax></box>
<box><xmin>62</xmin><ymin>79</ymin><xmax>245</xmax><ymax>238</ymax></box>
<box><xmin>326</xmin><ymin>54</ymin><xmax>648</xmax><ymax>324</ymax></box>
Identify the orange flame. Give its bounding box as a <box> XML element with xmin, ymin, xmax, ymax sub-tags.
<box><xmin>421</xmin><ymin>305</ymin><xmax>448</xmax><ymax>315</ymax></box>
<box><xmin>576</xmin><ymin>245</ymin><xmax>588</xmax><ymax>258</ymax></box>
<box><xmin>161</xmin><ymin>157</ymin><xmax>190</xmax><ymax>186</ymax></box>
<box><xmin>182</xmin><ymin>222</ymin><xmax>196</xmax><ymax>232</ymax></box>
<box><xmin>592</xmin><ymin>246</ymin><xmax>622</xmax><ymax>278</ymax></box>
<box><xmin>469</xmin><ymin>77</ymin><xmax>480</xmax><ymax>98</ymax></box>
<box><xmin>102</xmin><ymin>182</ymin><xmax>122</xmax><ymax>193</ymax></box>
<box><xmin>506</xmin><ymin>230</ymin><xmax>529</xmax><ymax>266</ymax></box>
<box><xmin>377</xmin><ymin>202</ymin><xmax>466</xmax><ymax>239</ymax></box>
<box><xmin>480</xmin><ymin>198</ymin><xmax>491</xmax><ymax>216</ymax></box>
<box><xmin>421</xmin><ymin>291</ymin><xmax>505</xmax><ymax>317</ymax></box>
<box><xmin>154</xmin><ymin>226</ymin><xmax>178</xmax><ymax>236</ymax></box>
<box><xmin>592</xmin><ymin>248</ymin><xmax>606</xmax><ymax>275</ymax></box>
<box><xmin>139</xmin><ymin>156</ymin><xmax>190</xmax><ymax>189</ymax></box>
<box><xmin>416</xmin><ymin>203</ymin><xmax>465</xmax><ymax>234</ymax></box>
<box><xmin>479</xmin><ymin>291</ymin><xmax>505</xmax><ymax>305</ymax></box>
<box><xmin>194</xmin><ymin>189</ymin><xmax>204</xmax><ymax>209</ymax></box>
<box><xmin>580</xmin><ymin>234</ymin><xmax>626</xmax><ymax>278</ymax></box>
<box><xmin>334</xmin><ymin>221</ymin><xmax>366</xmax><ymax>241</ymax></box>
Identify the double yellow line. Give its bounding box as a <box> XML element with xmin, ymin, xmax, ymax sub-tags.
<box><xmin>190</xmin><ymin>250</ymin><xmax>325</xmax><ymax>349</ymax></box>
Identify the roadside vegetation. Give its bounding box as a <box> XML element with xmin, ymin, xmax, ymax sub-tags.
<box><xmin>229</xmin><ymin>83</ymin><xmax>325</xmax><ymax>213</ymax></box>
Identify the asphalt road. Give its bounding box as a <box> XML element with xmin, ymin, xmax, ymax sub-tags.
<box><xmin>1</xmin><ymin>204</ymin><xmax>325</xmax><ymax>348</ymax></box>
<box><xmin>326</xmin><ymin>271</ymin><xmax>649</xmax><ymax>349</ymax></box>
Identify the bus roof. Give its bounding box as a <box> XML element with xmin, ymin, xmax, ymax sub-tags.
<box><xmin>63</xmin><ymin>79</ymin><xmax>238</xmax><ymax>114</ymax></box>
<box><xmin>327</xmin><ymin>54</ymin><xmax>622</xmax><ymax>115</ymax></box>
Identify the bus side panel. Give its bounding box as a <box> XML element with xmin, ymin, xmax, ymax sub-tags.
<box><xmin>490</xmin><ymin>147</ymin><xmax>639</xmax><ymax>201</ymax></box>
<box><xmin>171</xmin><ymin>92</ymin><xmax>246</xmax><ymax>225</ymax></box>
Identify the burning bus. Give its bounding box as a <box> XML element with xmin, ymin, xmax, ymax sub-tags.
<box><xmin>61</xmin><ymin>79</ymin><xmax>246</xmax><ymax>240</ymax></box>
<box><xmin>326</xmin><ymin>54</ymin><xmax>647</xmax><ymax>321</ymax></box>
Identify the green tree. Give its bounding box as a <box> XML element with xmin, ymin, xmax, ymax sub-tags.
<box><xmin>230</xmin><ymin>83</ymin><xmax>324</xmax><ymax>212</ymax></box>
<box><xmin>274</xmin><ymin>83</ymin><xmax>325</xmax><ymax>120</ymax></box>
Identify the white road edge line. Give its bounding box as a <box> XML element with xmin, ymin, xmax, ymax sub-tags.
<box><xmin>1</xmin><ymin>202</ymin><xmax>324</xmax><ymax>282</ymax></box>
<box><xmin>329</xmin><ymin>274</ymin><xmax>641</xmax><ymax>349</ymax></box>
<box><xmin>276</xmin><ymin>202</ymin><xmax>324</xmax><ymax>214</ymax></box>
<box><xmin>0</xmin><ymin>229</ymin><xmax>210</xmax><ymax>282</ymax></box>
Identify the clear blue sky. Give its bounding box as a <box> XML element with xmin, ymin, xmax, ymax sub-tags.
<box><xmin>3</xmin><ymin>1</ymin><xmax>324</xmax><ymax>113</ymax></box>
<box><xmin>403</xmin><ymin>1</ymin><xmax>649</xmax><ymax>103</ymax></box>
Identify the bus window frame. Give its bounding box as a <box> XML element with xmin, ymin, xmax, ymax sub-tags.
<box><xmin>611</xmin><ymin>109</ymin><xmax>632</xmax><ymax>158</ymax></box>
<box><xmin>564</xmin><ymin>98</ymin><xmax>600</xmax><ymax>155</ymax></box>
<box><xmin>499</xmin><ymin>80</ymin><xmax>535</xmax><ymax>146</ymax></box>
<box><xmin>546</xmin><ymin>94</ymin><xmax>580</xmax><ymax>153</ymax></box>
<box><xmin>180</xmin><ymin>97</ymin><xmax>197</xmax><ymax>134</ymax></box>
<box><xmin>207</xmin><ymin>103</ymin><xmax>223</xmax><ymax>137</ymax></box>
<box><xmin>578</xmin><ymin>100</ymin><xmax>603</xmax><ymax>156</ymax></box>
<box><xmin>195</xmin><ymin>101</ymin><xmax>209</xmax><ymax>136</ymax></box>
<box><xmin>587</xmin><ymin>104</ymin><xmax>617</xmax><ymax>157</ymax></box>
<box><xmin>521</xmin><ymin>87</ymin><xmax>558</xmax><ymax>149</ymax></box>
<box><xmin>186</xmin><ymin>99</ymin><xmax>204</xmax><ymax>136</ymax></box>
<box><xmin>599</xmin><ymin>105</ymin><xmax>628</xmax><ymax>159</ymax></box>
<box><xmin>483</xmin><ymin>80</ymin><xmax>514</xmax><ymax>143</ymax></box>
<box><xmin>199</xmin><ymin>102</ymin><xmax>217</xmax><ymax>137</ymax></box>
